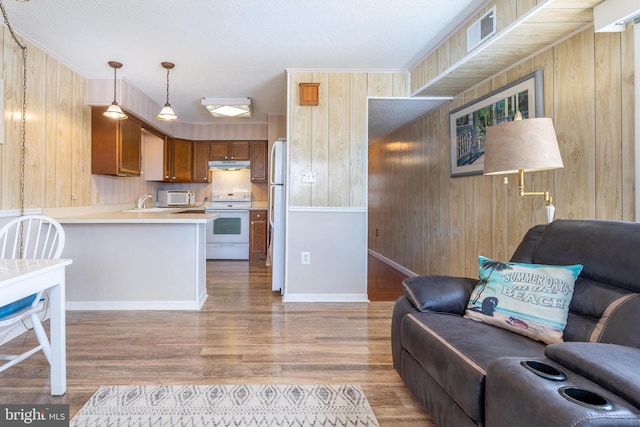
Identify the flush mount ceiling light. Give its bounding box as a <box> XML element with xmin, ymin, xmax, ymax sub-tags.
<box><xmin>103</xmin><ymin>61</ymin><xmax>128</xmax><ymax>120</ymax></box>
<box><xmin>201</xmin><ymin>98</ymin><xmax>252</xmax><ymax>118</ymax></box>
<box><xmin>156</xmin><ymin>62</ymin><xmax>178</xmax><ymax>121</ymax></box>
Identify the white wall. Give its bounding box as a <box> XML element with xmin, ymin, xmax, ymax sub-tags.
<box><xmin>284</xmin><ymin>208</ymin><xmax>367</xmax><ymax>302</ymax></box>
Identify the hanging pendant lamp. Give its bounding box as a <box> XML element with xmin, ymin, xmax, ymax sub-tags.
<box><xmin>102</xmin><ymin>61</ymin><xmax>128</xmax><ymax>120</ymax></box>
<box><xmin>156</xmin><ymin>62</ymin><xmax>178</xmax><ymax>121</ymax></box>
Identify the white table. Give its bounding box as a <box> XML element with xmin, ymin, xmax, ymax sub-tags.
<box><xmin>0</xmin><ymin>258</ymin><xmax>72</xmax><ymax>395</ymax></box>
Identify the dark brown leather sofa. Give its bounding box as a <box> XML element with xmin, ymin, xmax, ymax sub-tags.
<box><xmin>391</xmin><ymin>219</ymin><xmax>640</xmax><ymax>426</ymax></box>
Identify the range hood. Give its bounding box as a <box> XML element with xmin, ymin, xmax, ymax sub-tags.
<box><xmin>208</xmin><ymin>160</ymin><xmax>250</xmax><ymax>170</ymax></box>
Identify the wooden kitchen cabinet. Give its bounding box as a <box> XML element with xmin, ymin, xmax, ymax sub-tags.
<box><xmin>250</xmin><ymin>141</ymin><xmax>268</xmax><ymax>183</ymax></box>
<box><xmin>249</xmin><ymin>210</ymin><xmax>268</xmax><ymax>259</ymax></box>
<box><xmin>209</xmin><ymin>141</ymin><xmax>250</xmax><ymax>160</ymax></box>
<box><xmin>192</xmin><ymin>141</ymin><xmax>210</xmax><ymax>182</ymax></box>
<box><xmin>91</xmin><ymin>107</ymin><xmax>142</xmax><ymax>176</ymax></box>
<box><xmin>167</xmin><ymin>138</ymin><xmax>194</xmax><ymax>182</ymax></box>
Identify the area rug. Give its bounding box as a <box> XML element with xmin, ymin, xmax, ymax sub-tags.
<box><xmin>70</xmin><ymin>384</ymin><xmax>380</xmax><ymax>427</ymax></box>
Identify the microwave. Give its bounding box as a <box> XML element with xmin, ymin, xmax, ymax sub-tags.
<box><xmin>157</xmin><ymin>190</ymin><xmax>196</xmax><ymax>207</ymax></box>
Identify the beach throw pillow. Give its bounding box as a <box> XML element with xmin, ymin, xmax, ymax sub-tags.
<box><xmin>464</xmin><ymin>256</ymin><xmax>582</xmax><ymax>344</ymax></box>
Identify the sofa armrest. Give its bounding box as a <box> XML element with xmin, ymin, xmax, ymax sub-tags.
<box><xmin>402</xmin><ymin>275</ymin><xmax>477</xmax><ymax>315</ymax></box>
<box><xmin>545</xmin><ymin>342</ymin><xmax>640</xmax><ymax>409</ymax></box>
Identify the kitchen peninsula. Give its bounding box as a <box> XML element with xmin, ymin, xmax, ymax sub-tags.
<box><xmin>46</xmin><ymin>207</ymin><xmax>216</xmax><ymax>310</ymax></box>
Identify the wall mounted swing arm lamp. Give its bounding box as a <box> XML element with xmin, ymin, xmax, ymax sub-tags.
<box><xmin>483</xmin><ymin>116</ymin><xmax>563</xmax><ymax>222</ymax></box>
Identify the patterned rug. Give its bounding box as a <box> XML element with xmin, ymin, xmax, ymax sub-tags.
<box><xmin>70</xmin><ymin>384</ymin><xmax>380</xmax><ymax>427</ymax></box>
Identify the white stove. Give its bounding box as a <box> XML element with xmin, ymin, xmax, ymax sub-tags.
<box><xmin>205</xmin><ymin>191</ymin><xmax>251</xmax><ymax>260</ymax></box>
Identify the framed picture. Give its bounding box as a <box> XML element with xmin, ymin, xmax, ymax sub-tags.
<box><xmin>449</xmin><ymin>69</ymin><xmax>544</xmax><ymax>177</ymax></box>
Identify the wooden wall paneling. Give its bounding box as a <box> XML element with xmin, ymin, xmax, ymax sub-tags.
<box><xmin>81</xmin><ymin>83</ymin><xmax>92</xmax><ymax>205</ymax></box>
<box><xmin>505</xmin><ymin>62</ymin><xmax>538</xmax><ymax>252</ymax></box>
<box><xmin>495</xmin><ymin>0</ymin><xmax>517</xmax><ymax>33</ymax></box>
<box><xmin>71</xmin><ymin>71</ymin><xmax>86</xmax><ymax>207</ymax></box>
<box><xmin>2</xmin><ymin>29</ymin><xmax>23</xmax><ymax>209</ymax></box>
<box><xmin>447</xmin><ymin>97</ymin><xmax>466</xmax><ymax>277</ymax></box>
<box><xmin>434</xmin><ymin>107</ymin><xmax>452</xmax><ymax>275</ymax></box>
<box><xmin>391</xmin><ymin>72</ymin><xmax>407</xmax><ymax>97</ymax></box>
<box><xmin>288</xmin><ymin>72</ymin><xmax>313</xmax><ymax>206</ymax></box>
<box><xmin>24</xmin><ymin>42</ymin><xmax>46</xmax><ymax>209</ymax></box>
<box><xmin>621</xmin><ymin>22</ymin><xmax>635</xmax><ymax>221</ymax></box>
<box><xmin>367</xmin><ymin>142</ymin><xmax>379</xmax><ymax>251</ymax></box>
<box><xmin>410</xmin><ymin>61</ymin><xmax>425</xmax><ymax>95</ymax></box>
<box><xmin>425</xmin><ymin>56</ymin><xmax>438</xmax><ymax>90</ymax></box>
<box><xmin>55</xmin><ymin>64</ymin><xmax>73</xmax><ymax>208</ymax></box>
<box><xmin>44</xmin><ymin>56</ymin><xmax>59</xmax><ymax>209</ymax></box>
<box><xmin>448</xmin><ymin>28</ymin><xmax>466</xmax><ymax>70</ymax></box>
<box><xmin>407</xmin><ymin>124</ymin><xmax>423</xmax><ymax>272</ymax></box>
<box><xmin>418</xmin><ymin>118</ymin><xmax>430</xmax><ymax>273</ymax></box>
<box><xmin>516</xmin><ymin>0</ymin><xmax>538</xmax><ymax>18</ymax></box>
<box><xmin>554</xmin><ymin>29</ymin><xmax>596</xmax><ymax>220</ymax></box>
<box><xmin>327</xmin><ymin>73</ymin><xmax>350</xmax><ymax>207</ymax></box>
<box><xmin>391</xmin><ymin>135</ymin><xmax>404</xmax><ymax>260</ymax></box>
<box><xmin>312</xmin><ymin>73</ymin><xmax>329</xmax><ymax>207</ymax></box>
<box><xmin>594</xmin><ymin>31</ymin><xmax>622</xmax><ymax>220</ymax></box>
<box><xmin>351</xmin><ymin>73</ymin><xmax>368</xmax><ymax>207</ymax></box>
<box><xmin>468</xmin><ymin>81</ymin><xmax>494</xmax><ymax>276</ymax></box>
<box><xmin>530</xmin><ymin>50</ymin><xmax>556</xmax><ymax>229</ymax></box>
<box><xmin>486</xmin><ymin>71</ymin><xmax>510</xmax><ymax>261</ymax></box>
<box><xmin>437</xmin><ymin>43</ymin><xmax>449</xmax><ymax>76</ymax></box>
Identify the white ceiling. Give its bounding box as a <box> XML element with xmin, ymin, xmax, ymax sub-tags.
<box><xmin>2</xmin><ymin>0</ymin><xmax>485</xmax><ymax>131</ymax></box>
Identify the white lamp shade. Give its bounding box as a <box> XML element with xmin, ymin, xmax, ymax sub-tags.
<box><xmin>483</xmin><ymin>117</ymin><xmax>564</xmax><ymax>175</ymax></box>
<box><xmin>102</xmin><ymin>103</ymin><xmax>128</xmax><ymax>120</ymax></box>
<box><xmin>156</xmin><ymin>104</ymin><xmax>178</xmax><ymax>121</ymax></box>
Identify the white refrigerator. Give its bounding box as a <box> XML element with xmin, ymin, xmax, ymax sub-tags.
<box><xmin>269</xmin><ymin>139</ymin><xmax>286</xmax><ymax>293</ymax></box>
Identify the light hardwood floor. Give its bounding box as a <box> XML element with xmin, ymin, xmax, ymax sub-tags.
<box><xmin>0</xmin><ymin>259</ymin><xmax>434</xmax><ymax>426</ymax></box>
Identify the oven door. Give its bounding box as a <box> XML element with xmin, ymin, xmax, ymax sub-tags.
<box><xmin>205</xmin><ymin>210</ymin><xmax>249</xmax><ymax>244</ymax></box>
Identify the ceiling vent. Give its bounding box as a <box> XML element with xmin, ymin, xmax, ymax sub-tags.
<box><xmin>467</xmin><ymin>6</ymin><xmax>496</xmax><ymax>52</ymax></box>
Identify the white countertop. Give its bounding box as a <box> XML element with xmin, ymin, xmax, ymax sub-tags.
<box><xmin>49</xmin><ymin>206</ymin><xmax>216</xmax><ymax>224</ymax></box>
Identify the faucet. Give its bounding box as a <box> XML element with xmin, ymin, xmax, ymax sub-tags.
<box><xmin>137</xmin><ymin>194</ymin><xmax>153</xmax><ymax>209</ymax></box>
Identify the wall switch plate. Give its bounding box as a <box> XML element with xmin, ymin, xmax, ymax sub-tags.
<box><xmin>301</xmin><ymin>251</ymin><xmax>311</xmax><ymax>264</ymax></box>
<box><xmin>301</xmin><ymin>172</ymin><xmax>316</xmax><ymax>183</ymax></box>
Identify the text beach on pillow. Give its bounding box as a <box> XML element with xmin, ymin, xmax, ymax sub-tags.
<box><xmin>465</xmin><ymin>256</ymin><xmax>583</xmax><ymax>344</ymax></box>
<box><xmin>483</xmin><ymin>116</ymin><xmax>564</xmax><ymax>223</ymax></box>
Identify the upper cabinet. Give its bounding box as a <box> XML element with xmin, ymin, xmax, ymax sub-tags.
<box><xmin>192</xmin><ymin>142</ymin><xmax>210</xmax><ymax>183</ymax></box>
<box><xmin>209</xmin><ymin>141</ymin><xmax>250</xmax><ymax>160</ymax></box>
<box><xmin>91</xmin><ymin>107</ymin><xmax>142</xmax><ymax>176</ymax></box>
<box><xmin>250</xmin><ymin>141</ymin><xmax>268</xmax><ymax>183</ymax></box>
<box><xmin>168</xmin><ymin>138</ymin><xmax>194</xmax><ymax>182</ymax></box>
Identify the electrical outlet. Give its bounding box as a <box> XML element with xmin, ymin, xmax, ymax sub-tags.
<box><xmin>71</xmin><ymin>193</ymin><xmax>78</xmax><ymax>200</ymax></box>
<box><xmin>301</xmin><ymin>251</ymin><xmax>311</xmax><ymax>264</ymax></box>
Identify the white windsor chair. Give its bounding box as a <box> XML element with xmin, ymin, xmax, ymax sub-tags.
<box><xmin>0</xmin><ymin>215</ymin><xmax>65</xmax><ymax>372</ymax></box>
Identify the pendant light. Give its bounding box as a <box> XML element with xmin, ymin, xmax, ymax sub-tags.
<box><xmin>102</xmin><ymin>61</ymin><xmax>128</xmax><ymax>120</ymax></box>
<box><xmin>156</xmin><ymin>62</ymin><xmax>178</xmax><ymax>121</ymax></box>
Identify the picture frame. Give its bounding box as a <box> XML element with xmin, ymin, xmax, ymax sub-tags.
<box><xmin>449</xmin><ymin>69</ymin><xmax>544</xmax><ymax>177</ymax></box>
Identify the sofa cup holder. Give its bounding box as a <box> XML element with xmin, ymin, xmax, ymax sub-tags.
<box><xmin>558</xmin><ymin>386</ymin><xmax>614</xmax><ymax>411</ymax></box>
<box><xmin>520</xmin><ymin>360</ymin><xmax>567</xmax><ymax>381</ymax></box>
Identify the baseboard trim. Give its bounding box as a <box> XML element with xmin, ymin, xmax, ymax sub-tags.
<box><xmin>66</xmin><ymin>300</ymin><xmax>204</xmax><ymax>311</ymax></box>
<box><xmin>368</xmin><ymin>249</ymin><xmax>418</xmax><ymax>277</ymax></box>
<box><xmin>282</xmin><ymin>293</ymin><xmax>370</xmax><ymax>303</ymax></box>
